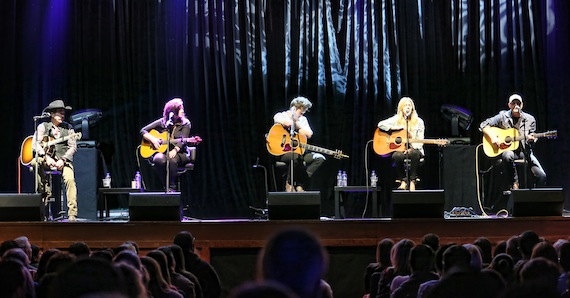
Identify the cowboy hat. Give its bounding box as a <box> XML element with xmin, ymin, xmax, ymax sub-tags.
<box><xmin>43</xmin><ymin>99</ymin><xmax>72</xmax><ymax>113</ymax></box>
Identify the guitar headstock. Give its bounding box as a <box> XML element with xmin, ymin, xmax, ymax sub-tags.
<box><xmin>333</xmin><ymin>150</ymin><xmax>349</xmax><ymax>159</ymax></box>
<box><xmin>190</xmin><ymin>136</ymin><xmax>203</xmax><ymax>144</ymax></box>
<box><xmin>543</xmin><ymin>130</ymin><xmax>557</xmax><ymax>139</ymax></box>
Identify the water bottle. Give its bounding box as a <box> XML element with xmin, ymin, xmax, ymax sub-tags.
<box><xmin>341</xmin><ymin>171</ymin><xmax>348</xmax><ymax>187</ymax></box>
<box><xmin>336</xmin><ymin>170</ymin><xmax>343</xmax><ymax>187</ymax></box>
<box><xmin>134</xmin><ymin>171</ymin><xmax>142</xmax><ymax>189</ymax></box>
<box><xmin>103</xmin><ymin>172</ymin><xmax>111</xmax><ymax>188</ymax></box>
<box><xmin>370</xmin><ymin>170</ymin><xmax>378</xmax><ymax>188</ymax></box>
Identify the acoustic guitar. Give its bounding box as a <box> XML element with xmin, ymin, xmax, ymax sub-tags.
<box><xmin>373</xmin><ymin>128</ymin><xmax>449</xmax><ymax>156</ymax></box>
<box><xmin>140</xmin><ymin>129</ymin><xmax>202</xmax><ymax>158</ymax></box>
<box><xmin>482</xmin><ymin>127</ymin><xmax>557</xmax><ymax>157</ymax></box>
<box><xmin>265</xmin><ymin>124</ymin><xmax>349</xmax><ymax>159</ymax></box>
<box><xmin>20</xmin><ymin>132</ymin><xmax>82</xmax><ymax>166</ymax></box>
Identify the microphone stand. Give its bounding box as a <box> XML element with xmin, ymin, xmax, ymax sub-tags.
<box><xmin>289</xmin><ymin>110</ymin><xmax>296</xmax><ymax>192</ymax></box>
<box><xmin>404</xmin><ymin>112</ymin><xmax>411</xmax><ymax>191</ymax></box>
<box><xmin>521</xmin><ymin>117</ymin><xmax>529</xmax><ymax>189</ymax></box>
<box><xmin>33</xmin><ymin>118</ymin><xmax>40</xmax><ymax>194</ymax></box>
<box><xmin>165</xmin><ymin>121</ymin><xmax>174</xmax><ymax>193</ymax></box>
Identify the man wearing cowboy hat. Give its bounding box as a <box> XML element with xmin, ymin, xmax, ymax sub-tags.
<box><xmin>32</xmin><ymin>98</ymin><xmax>79</xmax><ymax>221</ymax></box>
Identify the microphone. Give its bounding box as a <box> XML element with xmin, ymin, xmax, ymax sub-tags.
<box><xmin>404</xmin><ymin>109</ymin><xmax>411</xmax><ymax>119</ymax></box>
<box><xmin>166</xmin><ymin>112</ymin><xmax>175</xmax><ymax>126</ymax></box>
<box><xmin>33</xmin><ymin>112</ymin><xmax>51</xmax><ymax>120</ymax></box>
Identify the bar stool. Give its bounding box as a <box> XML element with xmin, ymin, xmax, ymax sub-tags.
<box><xmin>44</xmin><ymin>169</ymin><xmax>66</xmax><ymax>221</ymax></box>
<box><xmin>513</xmin><ymin>159</ymin><xmax>529</xmax><ymax>188</ymax></box>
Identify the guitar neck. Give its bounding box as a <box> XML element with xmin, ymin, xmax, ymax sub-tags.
<box><xmin>47</xmin><ymin>134</ymin><xmax>78</xmax><ymax>146</ymax></box>
<box><xmin>407</xmin><ymin>138</ymin><xmax>442</xmax><ymax>145</ymax></box>
<box><xmin>301</xmin><ymin>143</ymin><xmax>343</xmax><ymax>157</ymax></box>
<box><xmin>513</xmin><ymin>132</ymin><xmax>552</xmax><ymax>141</ymax></box>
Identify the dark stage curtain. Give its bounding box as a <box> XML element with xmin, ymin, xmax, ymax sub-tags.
<box><xmin>2</xmin><ymin>0</ymin><xmax>568</xmax><ymax>218</ymax></box>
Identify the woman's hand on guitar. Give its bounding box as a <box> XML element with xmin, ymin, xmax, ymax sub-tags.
<box><xmin>149</xmin><ymin>136</ymin><xmax>162</xmax><ymax>150</ymax></box>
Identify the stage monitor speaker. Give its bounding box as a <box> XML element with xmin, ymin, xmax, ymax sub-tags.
<box><xmin>0</xmin><ymin>194</ymin><xmax>42</xmax><ymax>221</ymax></box>
<box><xmin>511</xmin><ymin>188</ymin><xmax>563</xmax><ymax>217</ymax></box>
<box><xmin>392</xmin><ymin>190</ymin><xmax>445</xmax><ymax>218</ymax></box>
<box><xmin>129</xmin><ymin>192</ymin><xmax>180</xmax><ymax>221</ymax></box>
<box><xmin>268</xmin><ymin>191</ymin><xmax>321</xmax><ymax>220</ymax></box>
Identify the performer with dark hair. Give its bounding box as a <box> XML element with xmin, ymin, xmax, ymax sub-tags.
<box><xmin>272</xmin><ymin>96</ymin><xmax>325</xmax><ymax>192</ymax></box>
<box><xmin>140</xmin><ymin>98</ymin><xmax>201</xmax><ymax>192</ymax></box>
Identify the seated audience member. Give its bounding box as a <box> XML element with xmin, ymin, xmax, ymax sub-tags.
<box><xmin>473</xmin><ymin>237</ymin><xmax>492</xmax><ymax>267</ymax></box>
<box><xmin>391</xmin><ymin>244</ymin><xmax>438</xmax><ymax>298</ymax></box>
<box><xmin>141</xmin><ymin>256</ymin><xmax>184</xmax><ymax>298</ymax></box>
<box><xmin>373</xmin><ymin>239</ymin><xmax>414</xmax><ymax>298</ymax></box>
<box><xmin>488</xmin><ymin>253</ymin><xmax>515</xmax><ymax>286</ymax></box>
<box><xmin>30</xmin><ymin>244</ymin><xmax>42</xmax><ymax>269</ymax></box>
<box><xmin>364</xmin><ymin>238</ymin><xmax>394</xmax><ymax>295</ymax></box>
<box><xmin>174</xmin><ymin>231</ymin><xmax>221</xmax><ymax>298</ymax></box>
<box><xmin>421</xmin><ymin>233</ymin><xmax>440</xmax><ymax>253</ymax></box>
<box><xmin>68</xmin><ymin>241</ymin><xmax>91</xmax><ymax>259</ymax></box>
<box><xmin>51</xmin><ymin>257</ymin><xmax>126</xmax><ymax>297</ymax></box>
<box><xmin>257</xmin><ymin>227</ymin><xmax>332</xmax><ymax>298</ymax></box>
<box><xmin>417</xmin><ymin>244</ymin><xmax>470</xmax><ymax>298</ymax></box>
<box><xmin>158</xmin><ymin>246</ymin><xmax>196</xmax><ymax>298</ymax></box>
<box><xmin>506</xmin><ymin>235</ymin><xmax>522</xmax><ymax>264</ymax></box>
<box><xmin>493</xmin><ymin>240</ymin><xmax>507</xmax><ymax>257</ymax></box>
<box><xmin>170</xmin><ymin>244</ymin><xmax>203</xmax><ymax>298</ymax></box>
<box><xmin>558</xmin><ymin>241</ymin><xmax>570</xmax><ymax>295</ymax></box>
<box><xmin>114</xmin><ymin>262</ymin><xmax>149</xmax><ymax>298</ymax></box>
<box><xmin>0</xmin><ymin>258</ymin><xmax>36</xmax><ymax>298</ymax></box>
<box><xmin>531</xmin><ymin>241</ymin><xmax>558</xmax><ymax>264</ymax></box>
<box><xmin>463</xmin><ymin>244</ymin><xmax>483</xmax><ymax>272</ymax></box>
<box><xmin>503</xmin><ymin>257</ymin><xmax>561</xmax><ymax>298</ymax></box>
<box><xmin>34</xmin><ymin>248</ymin><xmax>61</xmax><ymax>282</ymax></box>
<box><xmin>426</xmin><ymin>245</ymin><xmax>505</xmax><ymax>298</ymax></box>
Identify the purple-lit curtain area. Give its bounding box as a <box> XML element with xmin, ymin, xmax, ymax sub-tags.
<box><xmin>1</xmin><ymin>0</ymin><xmax>568</xmax><ymax>218</ymax></box>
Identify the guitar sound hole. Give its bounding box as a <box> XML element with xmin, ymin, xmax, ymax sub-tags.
<box><xmin>394</xmin><ymin>137</ymin><xmax>402</xmax><ymax>145</ymax></box>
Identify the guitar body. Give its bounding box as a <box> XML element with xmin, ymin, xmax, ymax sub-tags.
<box><xmin>373</xmin><ymin>129</ymin><xmax>410</xmax><ymax>156</ymax></box>
<box><xmin>482</xmin><ymin>127</ymin><xmax>520</xmax><ymax>157</ymax></box>
<box><xmin>141</xmin><ymin>130</ymin><xmax>169</xmax><ymax>158</ymax></box>
<box><xmin>140</xmin><ymin>129</ymin><xmax>202</xmax><ymax>158</ymax></box>
<box><xmin>20</xmin><ymin>132</ymin><xmax>82</xmax><ymax>166</ymax></box>
<box><xmin>266</xmin><ymin>124</ymin><xmax>307</xmax><ymax>156</ymax></box>
<box><xmin>20</xmin><ymin>136</ymin><xmax>34</xmax><ymax>166</ymax></box>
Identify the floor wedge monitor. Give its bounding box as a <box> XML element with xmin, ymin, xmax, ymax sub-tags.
<box><xmin>511</xmin><ymin>188</ymin><xmax>563</xmax><ymax>217</ymax></box>
<box><xmin>268</xmin><ymin>191</ymin><xmax>321</xmax><ymax>220</ymax></box>
<box><xmin>0</xmin><ymin>193</ymin><xmax>42</xmax><ymax>221</ymax></box>
<box><xmin>392</xmin><ymin>190</ymin><xmax>445</xmax><ymax>218</ymax></box>
<box><xmin>129</xmin><ymin>192</ymin><xmax>180</xmax><ymax>221</ymax></box>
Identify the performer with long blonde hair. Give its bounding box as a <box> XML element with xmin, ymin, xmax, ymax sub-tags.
<box><xmin>377</xmin><ymin>97</ymin><xmax>425</xmax><ymax>190</ymax></box>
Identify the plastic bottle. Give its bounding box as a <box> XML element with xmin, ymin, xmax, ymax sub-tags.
<box><xmin>370</xmin><ymin>170</ymin><xmax>378</xmax><ymax>188</ymax></box>
<box><xmin>134</xmin><ymin>171</ymin><xmax>142</xmax><ymax>189</ymax></box>
<box><xmin>336</xmin><ymin>170</ymin><xmax>343</xmax><ymax>187</ymax></box>
<box><xmin>103</xmin><ymin>172</ymin><xmax>111</xmax><ymax>188</ymax></box>
<box><xmin>341</xmin><ymin>171</ymin><xmax>348</xmax><ymax>187</ymax></box>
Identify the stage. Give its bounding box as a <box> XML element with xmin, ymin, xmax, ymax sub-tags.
<box><xmin>2</xmin><ymin>214</ymin><xmax>570</xmax><ymax>297</ymax></box>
